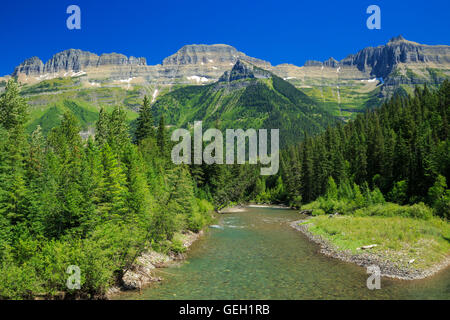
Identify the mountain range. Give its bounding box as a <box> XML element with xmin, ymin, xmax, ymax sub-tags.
<box><xmin>151</xmin><ymin>60</ymin><xmax>336</xmax><ymax>146</ymax></box>
<box><xmin>0</xmin><ymin>35</ymin><xmax>448</xmax><ymax>138</ymax></box>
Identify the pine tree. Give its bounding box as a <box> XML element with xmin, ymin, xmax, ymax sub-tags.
<box><xmin>122</xmin><ymin>143</ymin><xmax>153</xmax><ymax>225</ymax></box>
<box><xmin>166</xmin><ymin>165</ymin><xmax>196</xmax><ymax>216</ymax></box>
<box><xmin>156</xmin><ymin>115</ymin><xmax>167</xmax><ymax>155</ymax></box>
<box><xmin>0</xmin><ymin>79</ymin><xmax>29</xmax><ymax>131</ymax></box>
<box><xmin>99</xmin><ymin>143</ymin><xmax>129</xmax><ymax>220</ymax></box>
<box><xmin>25</xmin><ymin>125</ymin><xmax>46</xmax><ymax>235</ymax></box>
<box><xmin>108</xmin><ymin>106</ymin><xmax>129</xmax><ymax>153</ymax></box>
<box><xmin>135</xmin><ymin>96</ymin><xmax>154</xmax><ymax>144</ymax></box>
<box><xmin>209</xmin><ymin>163</ymin><xmax>232</xmax><ymax>208</ymax></box>
<box><xmin>95</xmin><ymin>107</ymin><xmax>109</xmax><ymax>148</ymax></box>
<box><xmin>300</xmin><ymin>137</ymin><xmax>314</xmax><ymax>202</ymax></box>
<box><xmin>38</xmin><ymin>150</ymin><xmax>63</xmax><ymax>238</ymax></box>
<box><xmin>0</xmin><ymin>79</ymin><xmax>30</xmax><ymax>227</ymax></box>
<box><xmin>27</xmin><ymin>126</ymin><xmax>45</xmax><ymax>181</ymax></box>
<box><xmin>368</xmin><ymin>113</ymin><xmax>384</xmax><ymax>183</ymax></box>
<box><xmin>78</xmin><ymin>137</ymin><xmax>104</xmax><ymax>234</ymax></box>
<box><xmin>45</xmin><ymin>111</ymin><xmax>85</xmax><ymax>236</ymax></box>
<box><xmin>48</xmin><ymin>110</ymin><xmax>82</xmax><ymax>156</ymax></box>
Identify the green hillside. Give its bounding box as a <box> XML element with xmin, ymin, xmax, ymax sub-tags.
<box><xmin>27</xmin><ymin>100</ymin><xmax>98</xmax><ymax>135</ymax></box>
<box><xmin>18</xmin><ymin>77</ymin><xmax>143</xmax><ymax>135</ymax></box>
<box><xmin>151</xmin><ymin>61</ymin><xmax>338</xmax><ymax>145</ymax></box>
<box><xmin>25</xmin><ymin>98</ymin><xmax>139</xmax><ymax>136</ymax></box>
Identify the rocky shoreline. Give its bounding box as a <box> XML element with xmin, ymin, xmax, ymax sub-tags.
<box><xmin>106</xmin><ymin>230</ymin><xmax>203</xmax><ymax>299</ymax></box>
<box><xmin>218</xmin><ymin>203</ymin><xmax>291</xmax><ymax>213</ymax></box>
<box><xmin>290</xmin><ymin>219</ymin><xmax>450</xmax><ymax>280</ymax></box>
<box><xmin>218</xmin><ymin>205</ymin><xmax>247</xmax><ymax>213</ymax></box>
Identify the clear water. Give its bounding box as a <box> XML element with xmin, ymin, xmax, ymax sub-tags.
<box><xmin>119</xmin><ymin>207</ymin><xmax>450</xmax><ymax>300</ymax></box>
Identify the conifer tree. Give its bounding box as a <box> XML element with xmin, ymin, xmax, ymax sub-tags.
<box><xmin>157</xmin><ymin>115</ymin><xmax>167</xmax><ymax>155</ymax></box>
<box><xmin>300</xmin><ymin>138</ymin><xmax>314</xmax><ymax>202</ymax></box>
<box><xmin>99</xmin><ymin>143</ymin><xmax>129</xmax><ymax>220</ymax></box>
<box><xmin>135</xmin><ymin>96</ymin><xmax>154</xmax><ymax>144</ymax></box>
<box><xmin>0</xmin><ymin>79</ymin><xmax>28</xmax><ymax>131</ymax></box>
<box><xmin>108</xmin><ymin>106</ymin><xmax>129</xmax><ymax>153</ymax></box>
<box><xmin>0</xmin><ymin>79</ymin><xmax>30</xmax><ymax>227</ymax></box>
<box><xmin>78</xmin><ymin>137</ymin><xmax>104</xmax><ymax>234</ymax></box>
<box><xmin>95</xmin><ymin>107</ymin><xmax>109</xmax><ymax>148</ymax></box>
<box><xmin>122</xmin><ymin>143</ymin><xmax>153</xmax><ymax>225</ymax></box>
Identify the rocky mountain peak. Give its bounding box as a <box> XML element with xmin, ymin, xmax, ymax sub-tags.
<box><xmin>43</xmin><ymin>49</ymin><xmax>99</xmax><ymax>73</ymax></box>
<box><xmin>162</xmin><ymin>44</ymin><xmax>270</xmax><ymax>67</ymax></box>
<box><xmin>97</xmin><ymin>53</ymin><xmax>146</xmax><ymax>66</ymax></box>
<box><xmin>388</xmin><ymin>35</ymin><xmax>407</xmax><ymax>43</ymax></box>
<box><xmin>304</xmin><ymin>60</ymin><xmax>323</xmax><ymax>67</ymax></box>
<box><xmin>12</xmin><ymin>49</ymin><xmax>147</xmax><ymax>77</ymax></box>
<box><xmin>163</xmin><ymin>44</ymin><xmax>239</xmax><ymax>66</ymax></box>
<box><xmin>340</xmin><ymin>36</ymin><xmax>450</xmax><ymax>79</ymax></box>
<box><xmin>5</xmin><ymin>37</ymin><xmax>449</xmax><ymax>102</ymax></box>
<box><xmin>304</xmin><ymin>57</ymin><xmax>340</xmax><ymax>68</ymax></box>
<box><xmin>218</xmin><ymin>59</ymin><xmax>271</xmax><ymax>82</ymax></box>
<box><xmin>323</xmin><ymin>57</ymin><xmax>339</xmax><ymax>68</ymax></box>
<box><xmin>12</xmin><ymin>56</ymin><xmax>44</xmax><ymax>76</ymax></box>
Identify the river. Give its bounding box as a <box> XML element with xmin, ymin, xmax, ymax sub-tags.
<box><xmin>119</xmin><ymin>206</ymin><xmax>450</xmax><ymax>299</ymax></box>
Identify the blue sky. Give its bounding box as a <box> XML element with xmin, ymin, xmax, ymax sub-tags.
<box><xmin>0</xmin><ymin>0</ymin><xmax>449</xmax><ymax>75</ymax></box>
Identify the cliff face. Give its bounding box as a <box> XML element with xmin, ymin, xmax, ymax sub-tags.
<box><xmin>340</xmin><ymin>36</ymin><xmax>450</xmax><ymax>78</ymax></box>
<box><xmin>13</xmin><ymin>49</ymin><xmax>147</xmax><ymax>77</ymax></box>
<box><xmin>6</xmin><ymin>36</ymin><xmax>450</xmax><ymax>99</ymax></box>
<box><xmin>4</xmin><ymin>36</ymin><xmax>449</xmax><ymax>134</ymax></box>
<box><xmin>158</xmin><ymin>44</ymin><xmax>271</xmax><ymax>84</ymax></box>
<box><xmin>218</xmin><ymin>59</ymin><xmax>271</xmax><ymax>82</ymax></box>
<box><xmin>10</xmin><ymin>45</ymin><xmax>272</xmax><ymax>85</ymax></box>
<box><xmin>97</xmin><ymin>53</ymin><xmax>146</xmax><ymax>67</ymax></box>
<box><xmin>301</xmin><ymin>36</ymin><xmax>450</xmax><ymax>79</ymax></box>
<box><xmin>162</xmin><ymin>44</ymin><xmax>265</xmax><ymax>66</ymax></box>
<box><xmin>273</xmin><ymin>36</ymin><xmax>450</xmax><ymax>99</ymax></box>
<box><xmin>12</xmin><ymin>57</ymin><xmax>44</xmax><ymax>76</ymax></box>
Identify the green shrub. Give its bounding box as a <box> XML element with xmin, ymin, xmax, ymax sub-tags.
<box><xmin>188</xmin><ymin>211</ymin><xmax>206</xmax><ymax>232</ymax></box>
<box><xmin>196</xmin><ymin>198</ymin><xmax>214</xmax><ymax>214</ymax></box>
<box><xmin>353</xmin><ymin>184</ymin><xmax>365</xmax><ymax>208</ymax></box>
<box><xmin>325</xmin><ymin>177</ymin><xmax>338</xmax><ymax>199</ymax></box>
<box><xmin>170</xmin><ymin>235</ymin><xmax>186</xmax><ymax>254</ymax></box>
<box><xmin>370</xmin><ymin>188</ymin><xmax>386</xmax><ymax>205</ymax></box>
<box><xmin>0</xmin><ymin>249</ymin><xmax>43</xmax><ymax>300</ymax></box>
<box><xmin>290</xmin><ymin>195</ymin><xmax>303</xmax><ymax>208</ymax></box>
<box><xmin>354</xmin><ymin>202</ymin><xmax>433</xmax><ymax>220</ymax></box>
<box><xmin>407</xmin><ymin>203</ymin><xmax>434</xmax><ymax>220</ymax></box>
<box><xmin>428</xmin><ymin>175</ymin><xmax>450</xmax><ymax>219</ymax></box>
<box><xmin>312</xmin><ymin>208</ymin><xmax>326</xmax><ymax>216</ymax></box>
<box><xmin>434</xmin><ymin>190</ymin><xmax>450</xmax><ymax>219</ymax></box>
<box><xmin>388</xmin><ymin>180</ymin><xmax>408</xmax><ymax>204</ymax></box>
<box><xmin>152</xmin><ymin>240</ymin><xmax>172</xmax><ymax>254</ymax></box>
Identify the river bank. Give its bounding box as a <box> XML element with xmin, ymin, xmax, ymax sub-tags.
<box><xmin>118</xmin><ymin>206</ymin><xmax>450</xmax><ymax>299</ymax></box>
<box><xmin>108</xmin><ymin>204</ymin><xmax>288</xmax><ymax>298</ymax></box>
<box><xmin>106</xmin><ymin>230</ymin><xmax>204</xmax><ymax>299</ymax></box>
<box><xmin>218</xmin><ymin>203</ymin><xmax>291</xmax><ymax>213</ymax></box>
<box><xmin>291</xmin><ymin>217</ymin><xmax>450</xmax><ymax>280</ymax></box>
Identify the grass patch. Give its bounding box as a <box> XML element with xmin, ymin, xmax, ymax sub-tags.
<box><xmin>21</xmin><ymin>77</ymin><xmax>81</xmax><ymax>95</ymax></box>
<box><xmin>307</xmin><ymin>215</ymin><xmax>450</xmax><ymax>270</ymax></box>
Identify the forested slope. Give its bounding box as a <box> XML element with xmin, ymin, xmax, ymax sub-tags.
<box><xmin>0</xmin><ymin>81</ymin><xmax>213</xmax><ymax>299</ymax></box>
